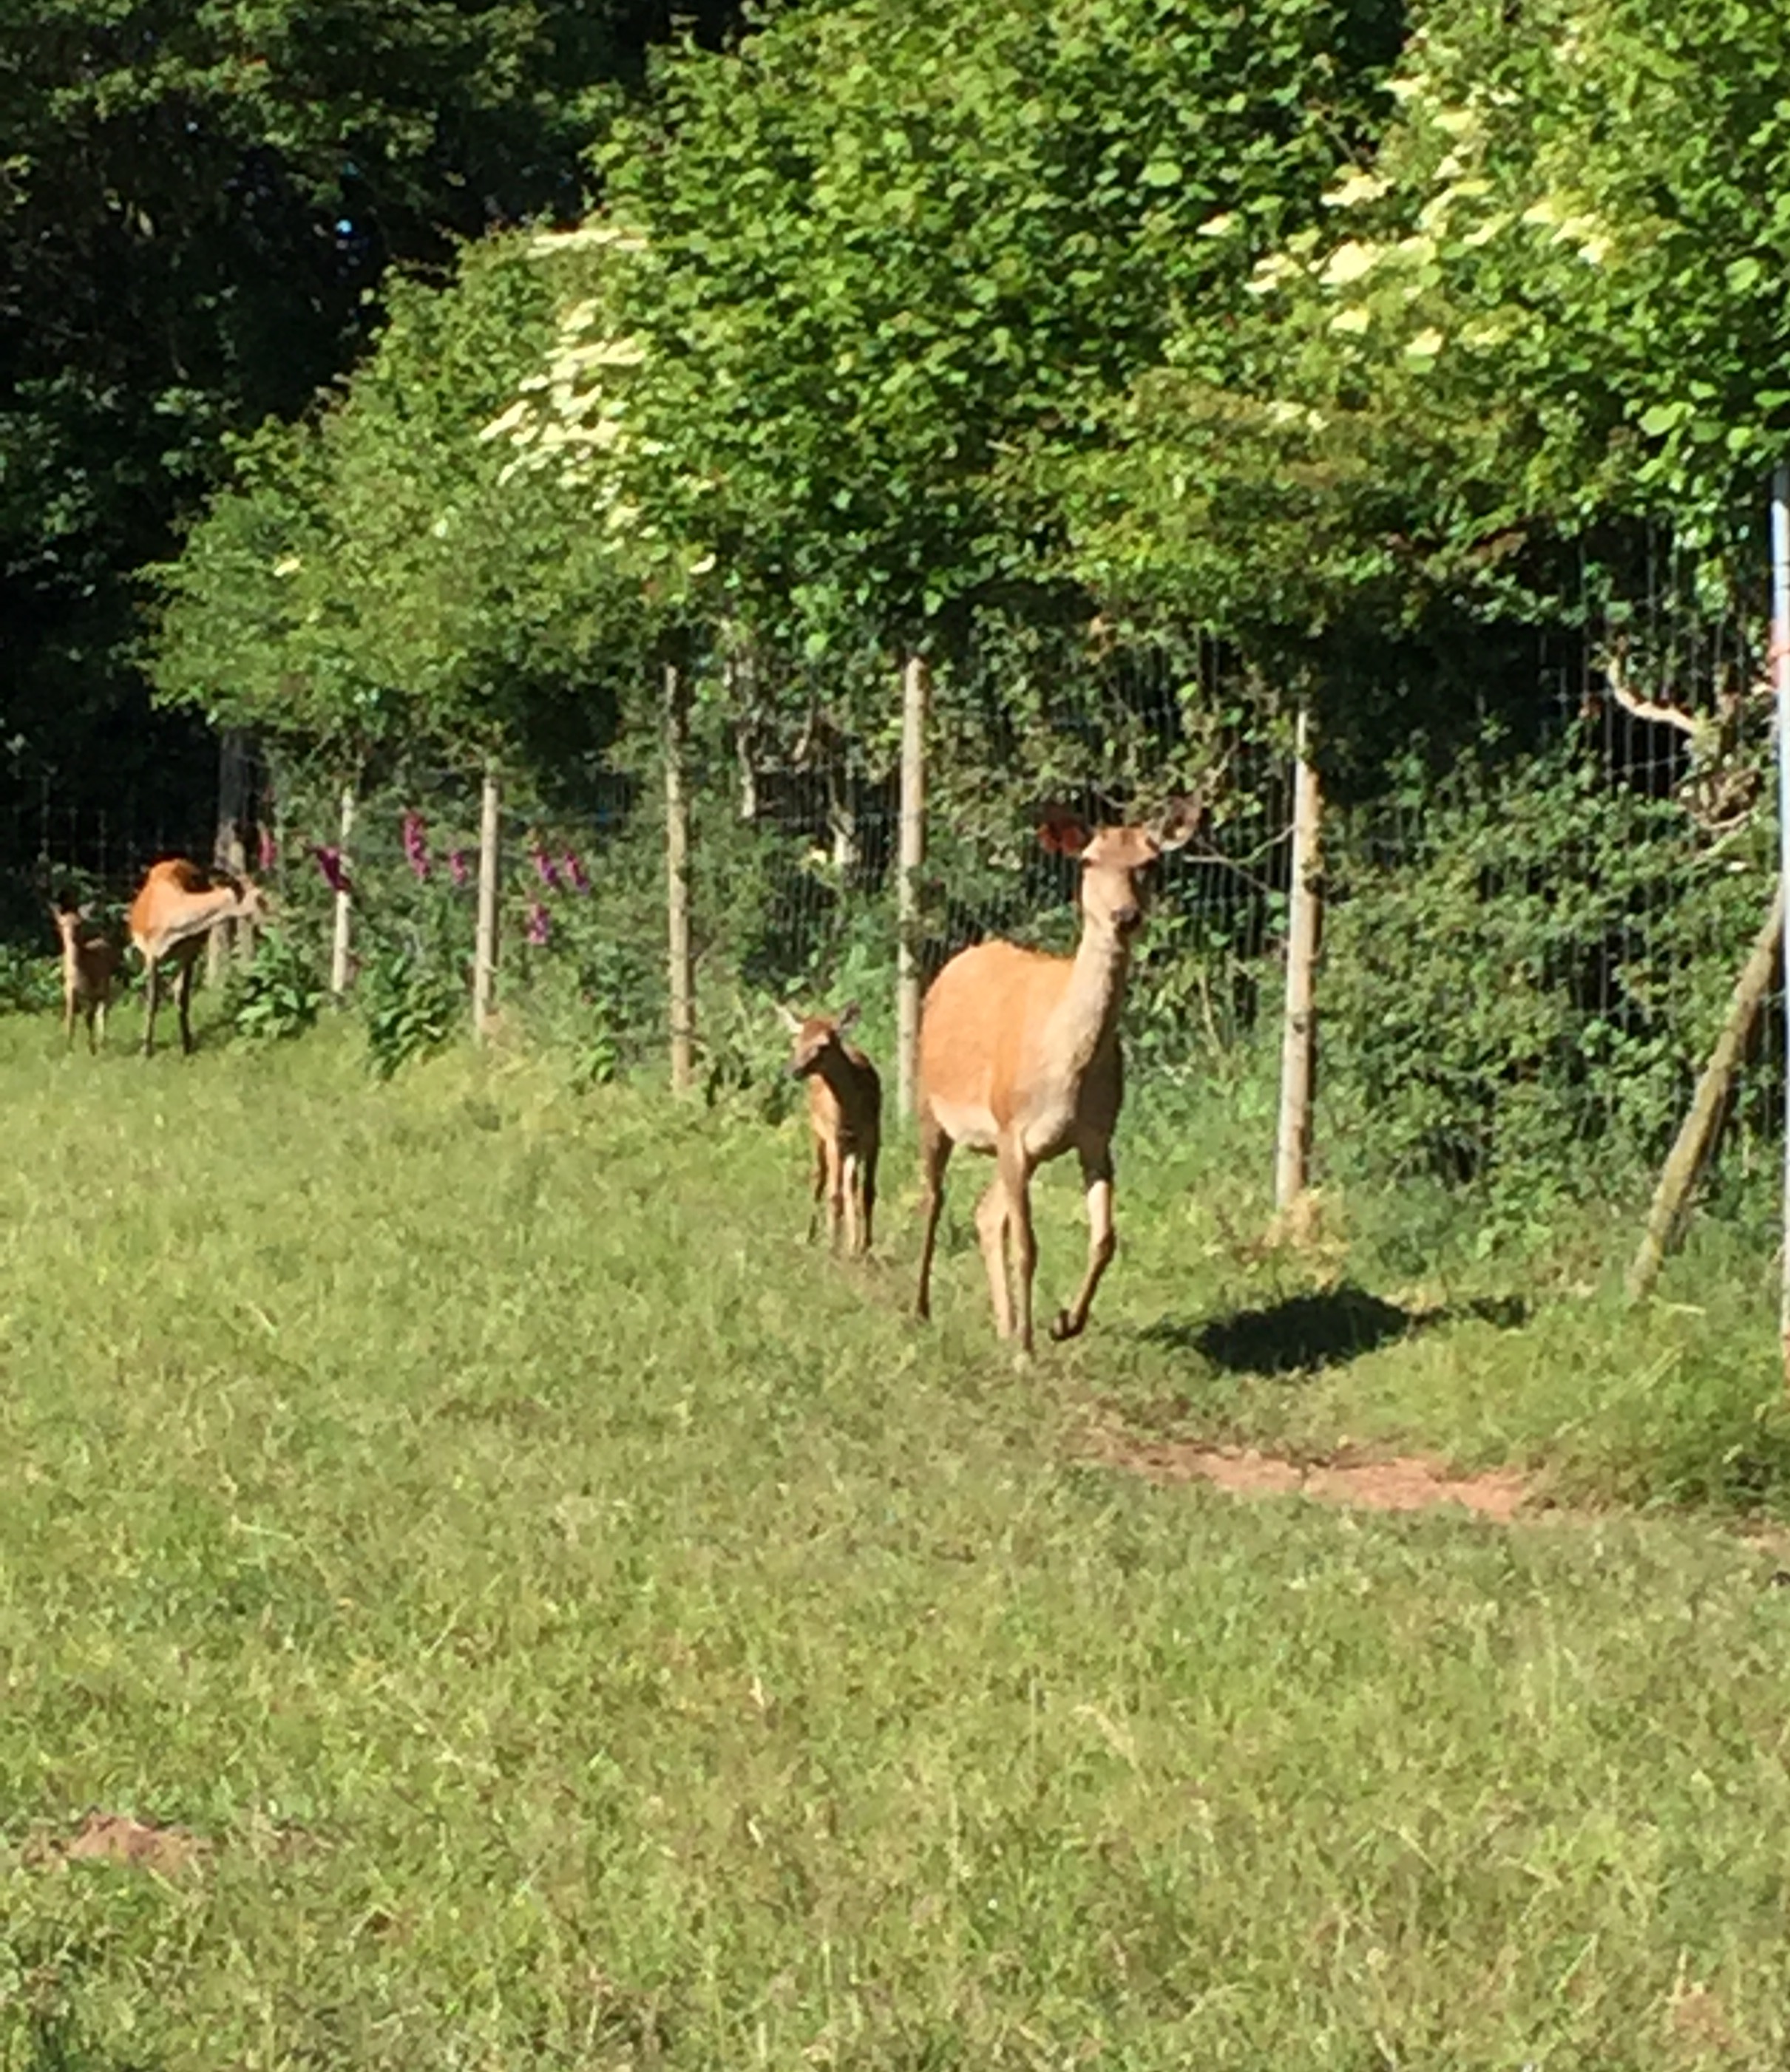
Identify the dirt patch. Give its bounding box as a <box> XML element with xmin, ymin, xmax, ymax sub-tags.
<box><xmin>27</xmin><ymin>1810</ymin><xmax>207</xmax><ymax>1876</ymax></box>
<box><xmin>1087</xmin><ymin>1425</ymin><xmax>1532</xmax><ymax>1522</ymax></box>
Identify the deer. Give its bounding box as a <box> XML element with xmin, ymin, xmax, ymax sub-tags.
<box><xmin>914</xmin><ymin>795</ymin><xmax>1201</xmax><ymax>1355</ymax></box>
<box><xmin>128</xmin><ymin>857</ymin><xmax>268</xmax><ymax>1057</ymax></box>
<box><xmin>50</xmin><ymin>903</ymin><xmax>121</xmax><ymax>1053</ymax></box>
<box><xmin>777</xmin><ymin>1000</ymin><xmax>883</xmax><ymax>1257</ymax></box>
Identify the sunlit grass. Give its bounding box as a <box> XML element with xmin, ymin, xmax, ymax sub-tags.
<box><xmin>3</xmin><ymin>1006</ymin><xmax>1790</xmax><ymax>2068</ymax></box>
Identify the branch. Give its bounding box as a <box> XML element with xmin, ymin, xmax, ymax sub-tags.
<box><xmin>1600</xmin><ymin>647</ymin><xmax>1698</xmax><ymax>738</ymax></box>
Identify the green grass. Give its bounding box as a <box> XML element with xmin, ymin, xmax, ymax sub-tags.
<box><xmin>4</xmin><ymin>1005</ymin><xmax>1790</xmax><ymax>2068</ymax></box>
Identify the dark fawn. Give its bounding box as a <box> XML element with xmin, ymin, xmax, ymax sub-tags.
<box><xmin>778</xmin><ymin>1001</ymin><xmax>882</xmax><ymax>1257</ymax></box>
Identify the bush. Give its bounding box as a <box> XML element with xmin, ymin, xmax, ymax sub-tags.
<box><xmin>227</xmin><ymin>929</ymin><xmax>324</xmax><ymax>1042</ymax></box>
<box><xmin>1322</xmin><ymin>739</ymin><xmax>1769</xmax><ymax>1226</ymax></box>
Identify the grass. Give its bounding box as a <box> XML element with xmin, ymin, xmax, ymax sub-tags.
<box><xmin>4</xmin><ymin>1002</ymin><xmax>1790</xmax><ymax>2067</ymax></box>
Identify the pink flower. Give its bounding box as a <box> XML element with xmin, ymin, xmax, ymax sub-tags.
<box><xmin>448</xmin><ymin>849</ymin><xmax>469</xmax><ymax>888</ymax></box>
<box><xmin>526</xmin><ymin>902</ymin><xmax>552</xmax><ymax>946</ymax></box>
<box><xmin>563</xmin><ymin>848</ymin><xmax>590</xmax><ymax>895</ymax></box>
<box><xmin>257</xmin><ymin>824</ymin><xmax>277</xmax><ymax>872</ymax></box>
<box><xmin>311</xmin><ymin>844</ymin><xmax>350</xmax><ymax>897</ymax></box>
<box><xmin>532</xmin><ymin>847</ymin><xmax>563</xmax><ymax>892</ymax></box>
<box><xmin>402</xmin><ymin>810</ymin><xmax>430</xmax><ymax>881</ymax></box>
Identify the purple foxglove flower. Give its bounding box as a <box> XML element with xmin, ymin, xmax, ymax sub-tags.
<box><xmin>563</xmin><ymin>848</ymin><xmax>590</xmax><ymax>895</ymax></box>
<box><xmin>257</xmin><ymin>824</ymin><xmax>277</xmax><ymax>872</ymax></box>
<box><xmin>448</xmin><ymin>849</ymin><xmax>469</xmax><ymax>888</ymax></box>
<box><xmin>526</xmin><ymin>901</ymin><xmax>552</xmax><ymax>946</ymax></box>
<box><xmin>532</xmin><ymin>847</ymin><xmax>563</xmax><ymax>892</ymax></box>
<box><xmin>402</xmin><ymin>809</ymin><xmax>431</xmax><ymax>881</ymax></box>
<box><xmin>311</xmin><ymin>844</ymin><xmax>350</xmax><ymax>896</ymax></box>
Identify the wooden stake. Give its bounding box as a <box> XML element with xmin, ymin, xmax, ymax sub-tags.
<box><xmin>208</xmin><ymin>727</ymin><xmax>253</xmax><ymax>984</ymax></box>
<box><xmin>473</xmin><ymin>766</ymin><xmax>501</xmax><ymax>1040</ymax></box>
<box><xmin>329</xmin><ymin>781</ymin><xmax>356</xmax><ymax>998</ymax></box>
<box><xmin>665</xmin><ymin>661</ymin><xmax>695</xmax><ymax>1093</ymax></box>
<box><xmin>1773</xmin><ymin>464</ymin><xmax>1790</xmax><ymax>1386</ymax></box>
<box><xmin>897</xmin><ymin>653</ymin><xmax>929</xmax><ymax>1121</ymax></box>
<box><xmin>1274</xmin><ymin>707</ymin><xmax>1323</xmax><ymax>1211</ymax></box>
<box><xmin>1627</xmin><ymin>881</ymin><xmax>1784</xmax><ymax>1305</ymax></box>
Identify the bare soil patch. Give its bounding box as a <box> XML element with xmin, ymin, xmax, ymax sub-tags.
<box><xmin>26</xmin><ymin>1810</ymin><xmax>207</xmax><ymax>1876</ymax></box>
<box><xmin>1087</xmin><ymin>1424</ymin><xmax>1532</xmax><ymax>1522</ymax></box>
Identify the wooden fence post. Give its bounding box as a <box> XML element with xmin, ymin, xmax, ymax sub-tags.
<box><xmin>329</xmin><ymin>781</ymin><xmax>356</xmax><ymax>998</ymax></box>
<box><xmin>1626</xmin><ymin>880</ymin><xmax>1784</xmax><ymax>1305</ymax></box>
<box><xmin>208</xmin><ymin>727</ymin><xmax>254</xmax><ymax>984</ymax></box>
<box><xmin>473</xmin><ymin>765</ymin><xmax>501</xmax><ymax>1040</ymax></box>
<box><xmin>1274</xmin><ymin>707</ymin><xmax>1323</xmax><ymax>1211</ymax></box>
<box><xmin>897</xmin><ymin>653</ymin><xmax>929</xmax><ymax>1121</ymax></box>
<box><xmin>665</xmin><ymin>660</ymin><xmax>696</xmax><ymax>1093</ymax></box>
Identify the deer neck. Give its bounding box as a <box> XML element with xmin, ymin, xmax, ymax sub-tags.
<box><xmin>1048</xmin><ymin>917</ymin><xmax>1133</xmax><ymax>1076</ymax></box>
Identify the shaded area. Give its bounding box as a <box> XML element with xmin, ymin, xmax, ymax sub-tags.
<box><xmin>1142</xmin><ymin>1283</ymin><xmax>1528</xmax><ymax>1378</ymax></box>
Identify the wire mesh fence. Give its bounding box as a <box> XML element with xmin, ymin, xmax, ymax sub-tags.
<box><xmin>1</xmin><ymin>564</ymin><xmax>1780</xmax><ymax>1224</ymax></box>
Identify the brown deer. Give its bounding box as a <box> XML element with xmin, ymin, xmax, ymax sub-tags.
<box><xmin>778</xmin><ymin>1000</ymin><xmax>882</xmax><ymax>1256</ymax></box>
<box><xmin>914</xmin><ymin>795</ymin><xmax>1201</xmax><ymax>1353</ymax></box>
<box><xmin>129</xmin><ymin>858</ymin><xmax>268</xmax><ymax>1057</ymax></box>
<box><xmin>50</xmin><ymin>903</ymin><xmax>121</xmax><ymax>1053</ymax></box>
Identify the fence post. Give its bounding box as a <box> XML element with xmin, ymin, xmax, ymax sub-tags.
<box><xmin>1274</xmin><ymin>706</ymin><xmax>1323</xmax><ymax>1211</ymax></box>
<box><xmin>897</xmin><ymin>652</ymin><xmax>929</xmax><ymax>1121</ymax></box>
<box><xmin>473</xmin><ymin>764</ymin><xmax>501</xmax><ymax>1041</ymax></box>
<box><xmin>329</xmin><ymin>781</ymin><xmax>356</xmax><ymax>998</ymax></box>
<box><xmin>208</xmin><ymin>726</ymin><xmax>254</xmax><ymax>984</ymax></box>
<box><xmin>1626</xmin><ymin>880</ymin><xmax>1783</xmax><ymax>1305</ymax></box>
<box><xmin>665</xmin><ymin>659</ymin><xmax>696</xmax><ymax>1093</ymax></box>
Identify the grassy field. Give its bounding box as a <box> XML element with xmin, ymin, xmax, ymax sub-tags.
<box><xmin>5</xmin><ymin>1002</ymin><xmax>1790</xmax><ymax>2069</ymax></box>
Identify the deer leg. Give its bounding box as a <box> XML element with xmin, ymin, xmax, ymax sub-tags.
<box><xmin>1051</xmin><ymin>1142</ymin><xmax>1116</xmax><ymax>1343</ymax></box>
<box><xmin>841</xmin><ymin>1150</ymin><xmax>861</xmax><ymax>1257</ymax></box>
<box><xmin>92</xmin><ymin>996</ymin><xmax>106</xmax><ymax>1053</ymax></box>
<box><xmin>997</xmin><ymin>1137</ymin><xmax>1038</xmax><ymax>1355</ymax></box>
<box><xmin>142</xmin><ymin>959</ymin><xmax>160</xmax><ymax>1057</ymax></box>
<box><xmin>177</xmin><ymin>956</ymin><xmax>197</xmax><ymax>1055</ymax></box>
<box><xmin>807</xmin><ymin>1137</ymin><xmax>827</xmax><ymax>1243</ymax></box>
<box><xmin>826</xmin><ymin>1141</ymin><xmax>847</xmax><ymax>1254</ymax></box>
<box><xmin>63</xmin><ymin>987</ymin><xmax>76</xmax><ymax>1049</ymax></box>
<box><xmin>859</xmin><ymin>1136</ymin><xmax>878</xmax><ymax>1257</ymax></box>
<box><xmin>974</xmin><ymin>1175</ymin><xmax>1014</xmax><ymax>1339</ymax></box>
<box><xmin>914</xmin><ymin>1110</ymin><xmax>952</xmax><ymax>1322</ymax></box>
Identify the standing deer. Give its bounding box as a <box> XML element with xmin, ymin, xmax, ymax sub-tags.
<box><xmin>778</xmin><ymin>1000</ymin><xmax>883</xmax><ymax>1256</ymax></box>
<box><xmin>914</xmin><ymin>795</ymin><xmax>1201</xmax><ymax>1353</ymax></box>
<box><xmin>129</xmin><ymin>858</ymin><xmax>268</xmax><ymax>1057</ymax></box>
<box><xmin>50</xmin><ymin>903</ymin><xmax>121</xmax><ymax>1053</ymax></box>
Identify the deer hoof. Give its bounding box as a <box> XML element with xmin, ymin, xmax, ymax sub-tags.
<box><xmin>1048</xmin><ymin>1309</ymin><xmax>1083</xmax><ymax>1343</ymax></box>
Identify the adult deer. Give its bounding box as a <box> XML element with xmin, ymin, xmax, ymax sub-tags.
<box><xmin>915</xmin><ymin>795</ymin><xmax>1201</xmax><ymax>1353</ymax></box>
<box><xmin>778</xmin><ymin>1000</ymin><xmax>882</xmax><ymax>1256</ymax></box>
<box><xmin>50</xmin><ymin>903</ymin><xmax>120</xmax><ymax>1053</ymax></box>
<box><xmin>129</xmin><ymin>858</ymin><xmax>268</xmax><ymax>1057</ymax></box>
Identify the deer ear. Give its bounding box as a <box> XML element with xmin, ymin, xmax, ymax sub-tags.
<box><xmin>834</xmin><ymin>1000</ymin><xmax>861</xmax><ymax>1036</ymax></box>
<box><xmin>1150</xmin><ymin>794</ymin><xmax>1202</xmax><ymax>853</ymax></box>
<box><xmin>1037</xmin><ymin>809</ymin><xmax>1092</xmax><ymax>858</ymax></box>
<box><xmin>775</xmin><ymin>1002</ymin><xmax>804</xmax><ymax>1034</ymax></box>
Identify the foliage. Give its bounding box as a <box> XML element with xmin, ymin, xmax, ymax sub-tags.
<box><xmin>226</xmin><ymin>928</ymin><xmax>324</xmax><ymax>1042</ymax></box>
<box><xmin>2</xmin><ymin>0</ymin><xmax>735</xmax><ymax>835</ymax></box>
<box><xmin>1322</xmin><ymin>737</ymin><xmax>1772</xmax><ymax>1235</ymax></box>
<box><xmin>360</xmin><ymin>950</ymin><xmax>462</xmax><ymax>1079</ymax></box>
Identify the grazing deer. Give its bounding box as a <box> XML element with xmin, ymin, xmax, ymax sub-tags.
<box><xmin>128</xmin><ymin>858</ymin><xmax>268</xmax><ymax>1057</ymax></box>
<box><xmin>50</xmin><ymin>903</ymin><xmax>121</xmax><ymax>1053</ymax></box>
<box><xmin>778</xmin><ymin>1000</ymin><xmax>883</xmax><ymax>1256</ymax></box>
<box><xmin>915</xmin><ymin>795</ymin><xmax>1201</xmax><ymax>1353</ymax></box>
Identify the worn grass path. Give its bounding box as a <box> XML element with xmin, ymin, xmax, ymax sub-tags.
<box><xmin>4</xmin><ymin>1013</ymin><xmax>1790</xmax><ymax>2068</ymax></box>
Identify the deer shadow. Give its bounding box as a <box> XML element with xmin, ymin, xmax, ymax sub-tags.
<box><xmin>1141</xmin><ymin>1283</ymin><xmax>1528</xmax><ymax>1379</ymax></box>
